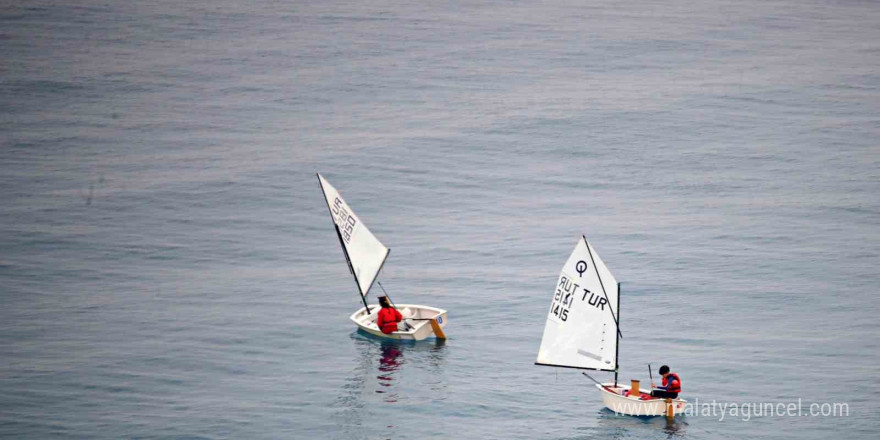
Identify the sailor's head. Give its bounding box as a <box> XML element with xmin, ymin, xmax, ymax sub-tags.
<box><xmin>378</xmin><ymin>296</ymin><xmax>391</xmax><ymax>308</ymax></box>
<box><xmin>659</xmin><ymin>365</ymin><xmax>670</xmax><ymax>376</ymax></box>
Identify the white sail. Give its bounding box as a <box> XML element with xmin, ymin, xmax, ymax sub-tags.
<box><xmin>536</xmin><ymin>236</ymin><xmax>619</xmax><ymax>371</ymax></box>
<box><xmin>317</xmin><ymin>173</ymin><xmax>389</xmax><ymax>297</ymax></box>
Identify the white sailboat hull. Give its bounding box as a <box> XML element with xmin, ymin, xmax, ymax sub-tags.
<box><xmin>596</xmin><ymin>383</ymin><xmax>687</xmax><ymax>416</ymax></box>
<box><xmin>350</xmin><ymin>304</ymin><xmax>448</xmax><ymax>341</ymax></box>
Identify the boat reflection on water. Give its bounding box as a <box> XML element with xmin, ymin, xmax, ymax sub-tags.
<box><xmin>365</xmin><ymin>331</ymin><xmax>448</xmax><ymax>402</ymax></box>
<box><xmin>376</xmin><ymin>339</ymin><xmax>403</xmax><ymax>401</ymax></box>
<box><xmin>333</xmin><ymin>331</ymin><xmax>448</xmax><ymax>437</ymax></box>
<box><xmin>661</xmin><ymin>418</ymin><xmax>687</xmax><ymax>437</ymax></box>
<box><xmin>579</xmin><ymin>408</ymin><xmax>688</xmax><ymax>439</ymax></box>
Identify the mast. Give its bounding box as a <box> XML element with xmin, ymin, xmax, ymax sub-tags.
<box><xmin>614</xmin><ymin>281</ymin><xmax>621</xmax><ymax>387</ymax></box>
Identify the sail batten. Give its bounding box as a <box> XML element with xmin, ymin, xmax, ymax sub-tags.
<box><xmin>317</xmin><ymin>173</ymin><xmax>389</xmax><ymax>298</ymax></box>
<box><xmin>536</xmin><ymin>237</ymin><xmax>620</xmax><ymax>371</ymax></box>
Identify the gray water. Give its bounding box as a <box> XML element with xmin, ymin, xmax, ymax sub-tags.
<box><xmin>2</xmin><ymin>0</ymin><xmax>879</xmax><ymax>438</ymax></box>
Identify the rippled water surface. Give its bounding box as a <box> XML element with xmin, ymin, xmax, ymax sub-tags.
<box><xmin>2</xmin><ymin>0</ymin><xmax>879</xmax><ymax>439</ymax></box>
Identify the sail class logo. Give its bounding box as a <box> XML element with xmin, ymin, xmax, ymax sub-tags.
<box><xmin>575</xmin><ymin>260</ymin><xmax>588</xmax><ymax>277</ymax></box>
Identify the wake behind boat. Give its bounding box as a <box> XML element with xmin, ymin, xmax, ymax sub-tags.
<box><xmin>535</xmin><ymin>236</ymin><xmax>686</xmax><ymax>417</ymax></box>
<box><xmin>317</xmin><ymin>173</ymin><xmax>447</xmax><ymax>341</ymax></box>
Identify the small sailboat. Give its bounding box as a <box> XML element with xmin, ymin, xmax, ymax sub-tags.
<box><xmin>535</xmin><ymin>236</ymin><xmax>686</xmax><ymax>417</ymax></box>
<box><xmin>317</xmin><ymin>173</ymin><xmax>447</xmax><ymax>341</ymax></box>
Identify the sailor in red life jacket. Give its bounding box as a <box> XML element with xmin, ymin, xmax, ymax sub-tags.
<box><xmin>376</xmin><ymin>296</ymin><xmax>402</xmax><ymax>334</ymax></box>
<box><xmin>650</xmin><ymin>365</ymin><xmax>682</xmax><ymax>399</ymax></box>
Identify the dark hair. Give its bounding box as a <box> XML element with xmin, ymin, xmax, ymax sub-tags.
<box><xmin>378</xmin><ymin>296</ymin><xmax>390</xmax><ymax>308</ymax></box>
<box><xmin>659</xmin><ymin>365</ymin><xmax>670</xmax><ymax>375</ymax></box>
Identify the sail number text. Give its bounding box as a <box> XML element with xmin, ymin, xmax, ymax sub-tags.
<box><xmin>550</xmin><ymin>275</ymin><xmax>609</xmax><ymax>322</ymax></box>
<box><xmin>550</xmin><ymin>276</ymin><xmax>577</xmax><ymax>321</ymax></box>
<box><xmin>332</xmin><ymin>197</ymin><xmax>357</xmax><ymax>243</ymax></box>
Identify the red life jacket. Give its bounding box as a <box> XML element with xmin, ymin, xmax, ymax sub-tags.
<box><xmin>377</xmin><ymin>307</ymin><xmax>402</xmax><ymax>334</ymax></box>
<box><xmin>663</xmin><ymin>373</ymin><xmax>682</xmax><ymax>393</ymax></box>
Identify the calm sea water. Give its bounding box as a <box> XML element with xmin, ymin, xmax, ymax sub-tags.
<box><xmin>2</xmin><ymin>0</ymin><xmax>879</xmax><ymax>438</ymax></box>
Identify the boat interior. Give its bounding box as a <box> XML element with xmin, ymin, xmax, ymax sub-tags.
<box><xmin>602</xmin><ymin>384</ymin><xmax>682</xmax><ymax>402</ymax></box>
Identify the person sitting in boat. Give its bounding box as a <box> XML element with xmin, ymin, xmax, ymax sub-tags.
<box><xmin>376</xmin><ymin>296</ymin><xmax>403</xmax><ymax>334</ymax></box>
<box><xmin>650</xmin><ymin>365</ymin><xmax>681</xmax><ymax>399</ymax></box>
